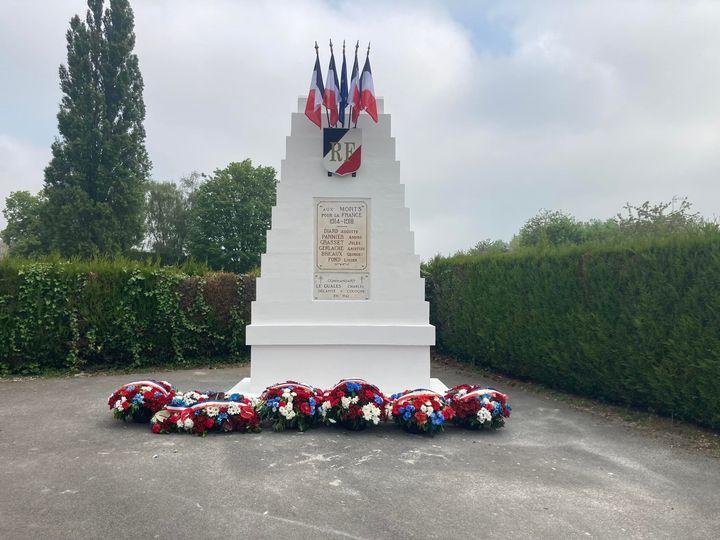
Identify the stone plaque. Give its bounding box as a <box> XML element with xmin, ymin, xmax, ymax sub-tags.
<box><xmin>314</xmin><ymin>272</ymin><xmax>370</xmax><ymax>300</ymax></box>
<box><xmin>315</xmin><ymin>199</ymin><xmax>368</xmax><ymax>271</ymax></box>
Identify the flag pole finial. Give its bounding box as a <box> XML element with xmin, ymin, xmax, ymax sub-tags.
<box><xmin>343</xmin><ymin>40</ymin><xmax>345</xmax><ymax>52</ymax></box>
<box><xmin>355</xmin><ymin>40</ymin><xmax>359</xmax><ymax>51</ymax></box>
<box><xmin>314</xmin><ymin>41</ymin><xmax>319</xmax><ymax>54</ymax></box>
<box><xmin>329</xmin><ymin>38</ymin><xmax>334</xmax><ymax>53</ymax></box>
<box><xmin>366</xmin><ymin>42</ymin><xmax>371</xmax><ymax>57</ymax></box>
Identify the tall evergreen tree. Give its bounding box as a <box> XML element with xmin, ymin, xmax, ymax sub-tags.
<box><xmin>41</xmin><ymin>0</ymin><xmax>150</xmax><ymax>256</ymax></box>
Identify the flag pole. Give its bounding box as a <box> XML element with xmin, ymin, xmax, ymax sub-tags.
<box><xmin>353</xmin><ymin>40</ymin><xmax>360</xmax><ymax>128</ymax></box>
<box><xmin>325</xmin><ymin>39</ymin><xmax>333</xmax><ymax>128</ymax></box>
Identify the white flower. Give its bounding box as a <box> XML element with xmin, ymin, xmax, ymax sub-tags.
<box><xmin>228</xmin><ymin>404</ymin><xmax>241</xmax><ymax>415</ymax></box>
<box><xmin>482</xmin><ymin>397</ymin><xmax>490</xmax><ymax>405</ymax></box>
<box><xmin>351</xmin><ymin>396</ymin><xmax>359</xmax><ymax>404</ymax></box>
<box><xmin>183</xmin><ymin>418</ymin><xmax>194</xmax><ymax>429</ymax></box>
<box><xmin>457</xmin><ymin>389</ymin><xmax>468</xmax><ymax>397</ymax></box>
<box><xmin>141</xmin><ymin>386</ymin><xmax>152</xmax><ymax>392</ymax></box>
<box><xmin>477</xmin><ymin>408</ymin><xmax>492</xmax><ymax>424</ymax></box>
<box><xmin>291</xmin><ymin>392</ymin><xmax>297</xmax><ymax>397</ymax></box>
<box><xmin>205</xmin><ymin>406</ymin><xmax>219</xmax><ymax>417</ymax></box>
<box><xmin>385</xmin><ymin>404</ymin><xmax>393</xmax><ymax>418</ymax></box>
<box><xmin>341</xmin><ymin>396</ymin><xmax>351</xmax><ymax>409</ymax></box>
<box><xmin>322</xmin><ymin>401</ymin><xmax>332</xmax><ymax>410</ymax></box>
<box><xmin>114</xmin><ymin>397</ymin><xmax>126</xmax><ymax>410</ymax></box>
<box><xmin>361</xmin><ymin>403</ymin><xmax>381</xmax><ymax>423</ymax></box>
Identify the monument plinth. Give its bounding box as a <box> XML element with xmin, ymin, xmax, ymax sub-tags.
<box><xmin>228</xmin><ymin>97</ymin><xmax>444</xmax><ymax>396</ymax></box>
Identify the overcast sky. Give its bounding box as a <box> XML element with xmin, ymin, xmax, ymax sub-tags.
<box><xmin>1</xmin><ymin>0</ymin><xmax>719</xmax><ymax>258</ymax></box>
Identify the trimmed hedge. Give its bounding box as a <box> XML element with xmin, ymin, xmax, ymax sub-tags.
<box><xmin>0</xmin><ymin>258</ymin><xmax>254</xmax><ymax>375</ymax></box>
<box><xmin>426</xmin><ymin>234</ymin><xmax>720</xmax><ymax>429</ymax></box>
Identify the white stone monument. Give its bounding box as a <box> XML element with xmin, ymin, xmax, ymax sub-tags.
<box><xmin>228</xmin><ymin>97</ymin><xmax>445</xmax><ymax>396</ymax></box>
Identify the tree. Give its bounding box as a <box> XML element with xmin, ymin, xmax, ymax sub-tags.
<box><xmin>467</xmin><ymin>238</ymin><xmax>509</xmax><ymax>255</ymax></box>
<box><xmin>513</xmin><ymin>209</ymin><xmax>583</xmax><ymax>248</ymax></box>
<box><xmin>188</xmin><ymin>160</ymin><xmax>276</xmax><ymax>273</ymax></box>
<box><xmin>616</xmin><ymin>197</ymin><xmax>715</xmax><ymax>237</ymax></box>
<box><xmin>1</xmin><ymin>191</ymin><xmax>44</xmax><ymax>256</ymax></box>
<box><xmin>40</xmin><ymin>0</ymin><xmax>150</xmax><ymax>257</ymax></box>
<box><xmin>144</xmin><ymin>181</ymin><xmax>189</xmax><ymax>261</ymax></box>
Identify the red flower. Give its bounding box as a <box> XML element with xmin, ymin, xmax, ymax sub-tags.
<box><xmin>299</xmin><ymin>402</ymin><xmax>312</xmax><ymax>415</ymax></box>
<box><xmin>204</xmin><ymin>416</ymin><xmax>215</xmax><ymax>429</ymax></box>
<box><xmin>240</xmin><ymin>407</ymin><xmax>255</xmax><ymax>420</ymax></box>
<box><xmin>364</xmin><ymin>389</ymin><xmax>374</xmax><ymax>400</ymax></box>
<box><xmin>151</xmin><ymin>423</ymin><xmax>161</xmax><ymax>434</ymax></box>
<box><xmin>415</xmin><ymin>412</ymin><xmax>428</xmax><ymax>425</ymax></box>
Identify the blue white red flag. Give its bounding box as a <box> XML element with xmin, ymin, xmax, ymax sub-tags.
<box><xmin>305</xmin><ymin>46</ymin><xmax>325</xmax><ymax>128</ymax></box>
<box><xmin>339</xmin><ymin>42</ymin><xmax>349</xmax><ymax>127</ymax></box>
<box><xmin>349</xmin><ymin>42</ymin><xmax>361</xmax><ymax>125</ymax></box>
<box><xmin>360</xmin><ymin>49</ymin><xmax>378</xmax><ymax>123</ymax></box>
<box><xmin>324</xmin><ymin>43</ymin><xmax>340</xmax><ymax>127</ymax></box>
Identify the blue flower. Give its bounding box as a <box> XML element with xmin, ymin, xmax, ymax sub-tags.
<box><xmin>132</xmin><ymin>394</ymin><xmax>144</xmax><ymax>404</ymax></box>
<box><xmin>217</xmin><ymin>413</ymin><xmax>228</xmax><ymax>423</ymax></box>
<box><xmin>398</xmin><ymin>406</ymin><xmax>406</xmax><ymax>415</ymax></box>
<box><xmin>154</xmin><ymin>391</ymin><xmax>162</xmax><ymax>397</ymax></box>
<box><xmin>373</xmin><ymin>395</ymin><xmax>383</xmax><ymax>405</ymax></box>
<box><xmin>126</xmin><ymin>385</ymin><xmax>136</xmax><ymax>391</ymax></box>
<box><xmin>493</xmin><ymin>402</ymin><xmax>502</xmax><ymax>416</ymax></box>
<box><xmin>403</xmin><ymin>411</ymin><xmax>412</xmax><ymax>421</ymax></box>
<box><xmin>507</xmin><ymin>404</ymin><xmax>512</xmax><ymax>411</ymax></box>
<box><xmin>406</xmin><ymin>404</ymin><xmax>416</xmax><ymax>413</ymax></box>
<box><xmin>431</xmin><ymin>413</ymin><xmax>444</xmax><ymax>426</ymax></box>
<box><xmin>229</xmin><ymin>393</ymin><xmax>241</xmax><ymax>402</ymax></box>
<box><xmin>390</xmin><ymin>392</ymin><xmax>402</xmax><ymax>400</ymax></box>
<box><xmin>309</xmin><ymin>397</ymin><xmax>316</xmax><ymax>407</ymax></box>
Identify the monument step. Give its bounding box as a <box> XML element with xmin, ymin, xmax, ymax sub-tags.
<box><xmin>250</xmin><ymin>300</ymin><xmax>429</xmax><ymax>325</ymax></box>
<box><xmin>271</xmin><ymin>204</ymin><xmax>410</xmax><ymax>228</ymax></box>
<box><xmin>285</xmin><ymin>135</ymin><xmax>396</xmax><ymax>160</ymax></box>
<box><xmin>290</xmin><ymin>112</ymin><xmax>391</xmax><ymax>139</ymax></box>
<box><xmin>280</xmin><ymin>158</ymin><xmax>400</xmax><ymax>181</ymax></box>
<box><xmin>246</xmin><ymin>323</ymin><xmax>434</xmax><ymax>346</ymax></box>
<box><xmin>259</xmin><ymin>252</ymin><xmax>421</xmax><ymax>275</ymax></box>
<box><xmin>255</xmin><ymin>274</ymin><xmax>425</xmax><ymax>302</ymax></box>
<box><xmin>266</xmin><ymin>227</ymin><xmax>414</xmax><ymax>253</ymax></box>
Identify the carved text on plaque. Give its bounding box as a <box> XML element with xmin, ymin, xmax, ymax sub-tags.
<box><xmin>315</xmin><ymin>199</ymin><xmax>368</xmax><ymax>271</ymax></box>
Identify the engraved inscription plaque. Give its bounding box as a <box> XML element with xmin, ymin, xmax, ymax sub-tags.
<box><xmin>315</xmin><ymin>199</ymin><xmax>368</xmax><ymax>271</ymax></box>
<box><xmin>314</xmin><ymin>272</ymin><xmax>370</xmax><ymax>300</ymax></box>
<box><xmin>314</xmin><ymin>199</ymin><xmax>370</xmax><ymax>300</ymax></box>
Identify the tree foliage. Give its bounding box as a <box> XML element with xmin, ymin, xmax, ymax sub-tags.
<box><xmin>40</xmin><ymin>0</ymin><xmax>149</xmax><ymax>257</ymax></box>
<box><xmin>188</xmin><ymin>160</ymin><xmax>276</xmax><ymax>273</ymax></box>
<box><xmin>143</xmin><ymin>174</ymin><xmax>200</xmax><ymax>262</ymax></box>
<box><xmin>1</xmin><ymin>191</ymin><xmax>44</xmax><ymax>257</ymax></box>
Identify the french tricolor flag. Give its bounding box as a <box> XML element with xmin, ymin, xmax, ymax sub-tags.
<box><xmin>349</xmin><ymin>42</ymin><xmax>361</xmax><ymax>125</ymax></box>
<box><xmin>304</xmin><ymin>46</ymin><xmax>325</xmax><ymax>129</ymax></box>
<box><xmin>324</xmin><ymin>44</ymin><xmax>340</xmax><ymax>127</ymax></box>
<box><xmin>360</xmin><ymin>50</ymin><xmax>378</xmax><ymax>123</ymax></box>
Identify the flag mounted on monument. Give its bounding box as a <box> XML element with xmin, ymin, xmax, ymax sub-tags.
<box><xmin>349</xmin><ymin>41</ymin><xmax>361</xmax><ymax>125</ymax></box>
<box><xmin>305</xmin><ymin>42</ymin><xmax>325</xmax><ymax>129</ymax></box>
<box><xmin>339</xmin><ymin>41</ymin><xmax>349</xmax><ymax>127</ymax></box>
<box><xmin>360</xmin><ymin>44</ymin><xmax>378</xmax><ymax>123</ymax></box>
<box><xmin>324</xmin><ymin>40</ymin><xmax>340</xmax><ymax>127</ymax></box>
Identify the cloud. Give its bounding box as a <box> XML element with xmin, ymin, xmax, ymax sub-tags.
<box><xmin>1</xmin><ymin>0</ymin><xmax>719</xmax><ymax>257</ymax></box>
<box><xmin>0</xmin><ymin>135</ymin><xmax>49</xmax><ymax>215</ymax></box>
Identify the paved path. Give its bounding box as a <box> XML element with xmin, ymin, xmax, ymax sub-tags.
<box><xmin>1</xmin><ymin>362</ymin><xmax>718</xmax><ymax>539</ymax></box>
